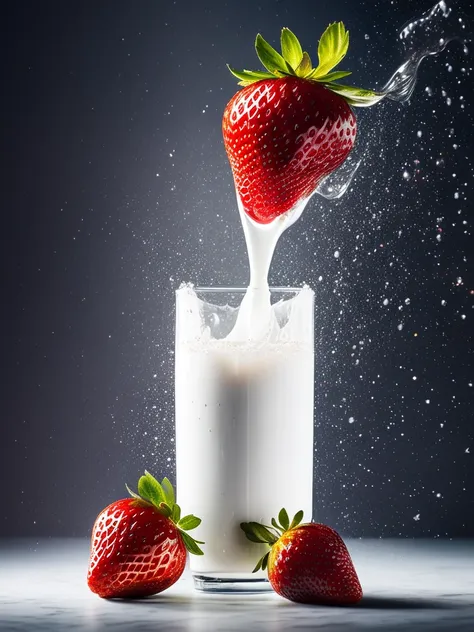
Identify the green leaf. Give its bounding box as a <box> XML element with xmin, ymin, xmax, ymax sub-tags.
<box><xmin>289</xmin><ymin>510</ymin><xmax>304</xmax><ymax>530</ymax></box>
<box><xmin>178</xmin><ymin>514</ymin><xmax>202</xmax><ymax>531</ymax></box>
<box><xmin>240</xmin><ymin>529</ymin><xmax>266</xmax><ymax>544</ymax></box>
<box><xmin>240</xmin><ymin>522</ymin><xmax>278</xmax><ymax>544</ymax></box>
<box><xmin>171</xmin><ymin>503</ymin><xmax>181</xmax><ymax>523</ymax></box>
<box><xmin>158</xmin><ymin>502</ymin><xmax>172</xmax><ymax>518</ymax></box>
<box><xmin>252</xmin><ymin>551</ymin><xmax>270</xmax><ymax>573</ymax></box>
<box><xmin>161</xmin><ymin>477</ymin><xmax>175</xmax><ymax>506</ymax></box>
<box><xmin>138</xmin><ymin>473</ymin><xmax>165</xmax><ymax>507</ymax></box>
<box><xmin>227</xmin><ymin>65</ymin><xmax>274</xmax><ymax>84</ymax></box>
<box><xmin>312</xmin><ymin>69</ymin><xmax>352</xmax><ymax>82</ymax></box>
<box><xmin>180</xmin><ymin>530</ymin><xmax>205</xmax><ymax>556</ymax></box>
<box><xmin>278</xmin><ymin>508</ymin><xmax>290</xmax><ymax>531</ymax></box>
<box><xmin>271</xmin><ymin>518</ymin><xmax>284</xmax><ymax>533</ymax></box>
<box><xmin>313</xmin><ymin>21</ymin><xmax>349</xmax><ymax>79</ymax></box>
<box><xmin>255</xmin><ymin>33</ymin><xmax>293</xmax><ymax>76</ymax></box>
<box><xmin>325</xmin><ymin>82</ymin><xmax>386</xmax><ymax>107</ymax></box>
<box><xmin>280</xmin><ymin>27</ymin><xmax>303</xmax><ymax>69</ymax></box>
<box><xmin>125</xmin><ymin>484</ymin><xmax>145</xmax><ymax>502</ymax></box>
<box><xmin>295</xmin><ymin>51</ymin><xmax>312</xmax><ymax>77</ymax></box>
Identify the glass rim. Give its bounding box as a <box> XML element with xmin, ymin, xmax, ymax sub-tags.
<box><xmin>187</xmin><ymin>286</ymin><xmax>312</xmax><ymax>293</ymax></box>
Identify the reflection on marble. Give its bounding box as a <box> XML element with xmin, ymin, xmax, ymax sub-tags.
<box><xmin>0</xmin><ymin>538</ymin><xmax>473</xmax><ymax>631</ymax></box>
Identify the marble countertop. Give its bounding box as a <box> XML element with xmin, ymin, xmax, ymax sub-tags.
<box><xmin>1</xmin><ymin>538</ymin><xmax>473</xmax><ymax>631</ymax></box>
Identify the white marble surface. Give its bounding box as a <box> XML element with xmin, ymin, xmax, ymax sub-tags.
<box><xmin>1</xmin><ymin>538</ymin><xmax>473</xmax><ymax>631</ymax></box>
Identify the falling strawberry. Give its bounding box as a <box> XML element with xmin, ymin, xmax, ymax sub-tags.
<box><xmin>223</xmin><ymin>23</ymin><xmax>384</xmax><ymax>224</ymax></box>
<box><xmin>87</xmin><ymin>471</ymin><xmax>204</xmax><ymax>599</ymax></box>
<box><xmin>241</xmin><ymin>509</ymin><xmax>362</xmax><ymax>605</ymax></box>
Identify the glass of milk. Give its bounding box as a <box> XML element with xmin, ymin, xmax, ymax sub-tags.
<box><xmin>175</xmin><ymin>284</ymin><xmax>314</xmax><ymax>592</ymax></box>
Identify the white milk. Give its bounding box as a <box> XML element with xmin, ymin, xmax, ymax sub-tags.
<box><xmin>175</xmin><ymin>286</ymin><xmax>314</xmax><ymax>576</ymax></box>
<box><xmin>175</xmin><ymin>193</ymin><xmax>314</xmax><ymax>579</ymax></box>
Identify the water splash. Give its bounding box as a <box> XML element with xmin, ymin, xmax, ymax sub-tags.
<box><xmin>316</xmin><ymin>153</ymin><xmax>363</xmax><ymax>200</ymax></box>
<box><xmin>315</xmin><ymin>0</ymin><xmax>470</xmax><ymax>200</ymax></box>
<box><xmin>383</xmin><ymin>0</ymin><xmax>469</xmax><ymax>103</ymax></box>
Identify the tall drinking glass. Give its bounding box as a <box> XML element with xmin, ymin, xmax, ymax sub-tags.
<box><xmin>175</xmin><ymin>285</ymin><xmax>314</xmax><ymax>592</ymax></box>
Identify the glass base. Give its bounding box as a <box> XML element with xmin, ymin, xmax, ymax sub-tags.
<box><xmin>192</xmin><ymin>572</ymin><xmax>272</xmax><ymax>593</ymax></box>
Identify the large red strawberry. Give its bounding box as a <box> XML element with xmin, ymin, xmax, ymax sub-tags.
<box><xmin>223</xmin><ymin>23</ymin><xmax>383</xmax><ymax>224</ymax></box>
<box><xmin>87</xmin><ymin>472</ymin><xmax>204</xmax><ymax>599</ymax></box>
<box><xmin>241</xmin><ymin>509</ymin><xmax>362</xmax><ymax>605</ymax></box>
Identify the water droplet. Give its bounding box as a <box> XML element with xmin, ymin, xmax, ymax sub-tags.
<box><xmin>417</xmin><ymin>130</ymin><xmax>423</xmax><ymax>137</ymax></box>
<box><xmin>405</xmin><ymin>298</ymin><xmax>411</xmax><ymax>305</ymax></box>
<box><xmin>334</xmin><ymin>250</ymin><xmax>340</xmax><ymax>259</ymax></box>
<box><xmin>348</xmin><ymin>417</ymin><xmax>355</xmax><ymax>424</ymax></box>
<box><xmin>403</xmin><ymin>170</ymin><xmax>411</xmax><ymax>180</ymax></box>
<box><xmin>436</xmin><ymin>157</ymin><xmax>445</xmax><ymax>167</ymax></box>
<box><xmin>383</xmin><ymin>298</ymin><xmax>389</xmax><ymax>306</ymax></box>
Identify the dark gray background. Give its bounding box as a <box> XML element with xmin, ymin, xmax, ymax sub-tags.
<box><xmin>2</xmin><ymin>0</ymin><xmax>473</xmax><ymax>538</ymax></box>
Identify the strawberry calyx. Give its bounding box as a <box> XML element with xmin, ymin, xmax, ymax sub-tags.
<box><xmin>126</xmin><ymin>470</ymin><xmax>204</xmax><ymax>556</ymax></box>
<box><xmin>240</xmin><ymin>508</ymin><xmax>304</xmax><ymax>572</ymax></box>
<box><xmin>227</xmin><ymin>23</ymin><xmax>385</xmax><ymax>107</ymax></box>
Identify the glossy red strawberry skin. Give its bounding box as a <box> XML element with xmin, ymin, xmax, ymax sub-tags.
<box><xmin>222</xmin><ymin>76</ymin><xmax>357</xmax><ymax>224</ymax></box>
<box><xmin>87</xmin><ymin>498</ymin><xmax>186</xmax><ymax>599</ymax></box>
<box><xmin>268</xmin><ymin>523</ymin><xmax>363</xmax><ymax>605</ymax></box>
